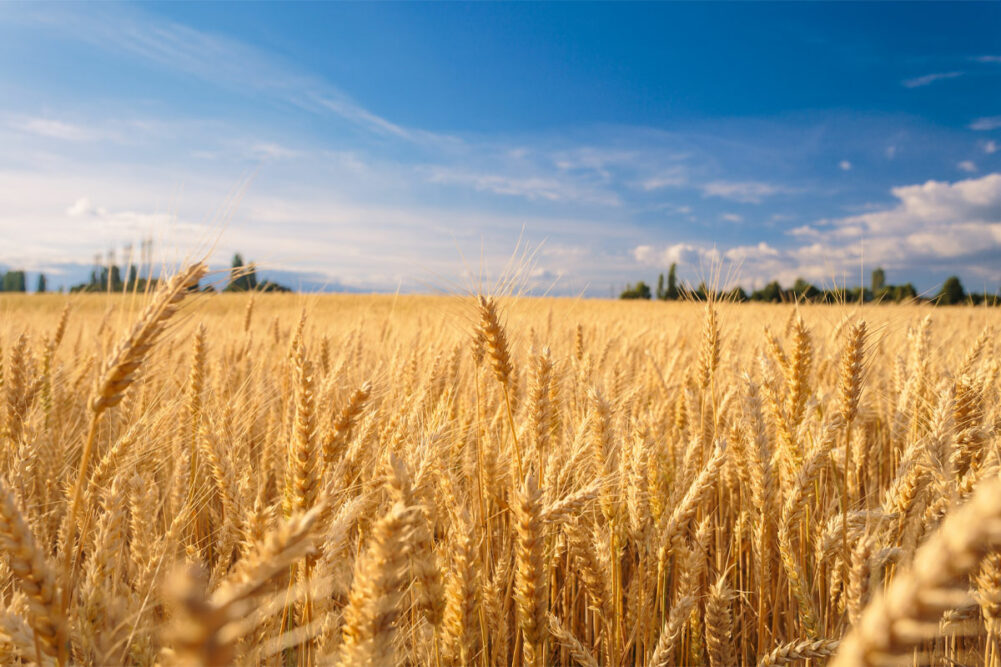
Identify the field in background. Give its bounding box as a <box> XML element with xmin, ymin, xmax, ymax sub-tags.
<box><xmin>1</xmin><ymin>284</ymin><xmax>1000</xmax><ymax>665</ymax></box>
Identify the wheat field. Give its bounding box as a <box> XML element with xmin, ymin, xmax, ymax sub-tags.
<box><xmin>1</xmin><ymin>264</ymin><xmax>1000</xmax><ymax>666</ymax></box>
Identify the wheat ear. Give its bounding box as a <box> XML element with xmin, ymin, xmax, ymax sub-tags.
<box><xmin>288</xmin><ymin>347</ymin><xmax>319</xmax><ymax>514</ymax></box>
<box><xmin>838</xmin><ymin>320</ymin><xmax>867</xmax><ymax>425</ymax></box>
<box><xmin>758</xmin><ymin>639</ymin><xmax>840</xmax><ymax>667</ymax></box>
<box><xmin>338</xmin><ymin>501</ymin><xmax>417</xmax><ymax>666</ymax></box>
<box><xmin>832</xmin><ymin>475</ymin><xmax>1001</xmax><ymax>666</ymax></box>
<box><xmin>323</xmin><ymin>381</ymin><xmax>372</xmax><ymax>469</ymax></box>
<box><xmin>163</xmin><ymin>503</ymin><xmax>325</xmax><ymax>665</ymax></box>
<box><xmin>648</xmin><ymin>595</ymin><xmax>696</xmax><ymax>667</ymax></box>
<box><xmin>657</xmin><ymin>440</ymin><xmax>726</xmax><ymax>571</ymax></box>
<box><xmin>705</xmin><ymin>573</ymin><xmax>737</xmax><ymax>667</ymax></box>
<box><xmin>514</xmin><ymin>470</ymin><xmax>548</xmax><ymax>667</ymax></box>
<box><xmin>548</xmin><ymin>613</ymin><xmax>598</xmax><ymax>667</ymax></box>
<box><xmin>0</xmin><ymin>479</ymin><xmax>68</xmax><ymax>664</ymax></box>
<box><xmin>476</xmin><ymin>295</ymin><xmax>523</xmax><ymax>478</ymax></box>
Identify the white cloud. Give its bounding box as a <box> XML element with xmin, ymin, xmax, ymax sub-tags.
<box><xmin>724</xmin><ymin>242</ymin><xmax>779</xmax><ymax>262</ymax></box>
<box><xmin>633</xmin><ymin>243</ymin><xmax>707</xmax><ymax>267</ymax></box>
<box><xmin>631</xmin><ymin>241</ymin><xmax>780</xmax><ymax>287</ymax></box>
<box><xmin>971</xmin><ymin>116</ymin><xmax>1001</xmax><ymax>131</ymax></box>
<box><xmin>788</xmin><ymin>225</ymin><xmax>819</xmax><ymax>237</ymax></box>
<box><xmin>632</xmin><ymin>173</ymin><xmax>1001</xmax><ymax>288</ymax></box>
<box><xmin>0</xmin><ymin>167</ymin><xmax>645</xmax><ymax>294</ymax></box>
<box><xmin>249</xmin><ymin>142</ymin><xmax>300</xmax><ymax>160</ymax></box>
<box><xmin>885</xmin><ymin>145</ymin><xmax>897</xmax><ymax>159</ymax></box>
<box><xmin>638</xmin><ymin>165</ymin><xmax>688</xmax><ymax>191</ymax></box>
<box><xmin>975</xmin><ymin>55</ymin><xmax>1001</xmax><ymax>63</ymax></box>
<box><xmin>811</xmin><ymin>173</ymin><xmax>1001</xmax><ymax>276</ymax></box>
<box><xmin>632</xmin><ymin>245</ymin><xmax>655</xmax><ymax>263</ymax></box>
<box><xmin>985</xmin><ymin>140</ymin><xmax>999</xmax><ymax>155</ymax></box>
<box><xmin>958</xmin><ymin>160</ymin><xmax>978</xmax><ymax>173</ymax></box>
<box><xmin>839</xmin><ymin>160</ymin><xmax>852</xmax><ymax>171</ymax></box>
<box><xmin>61</xmin><ymin>196</ymin><xmax>203</xmax><ymax>239</ymax></box>
<box><xmin>66</xmin><ymin>197</ymin><xmax>104</xmax><ymax>217</ymax></box>
<box><xmin>424</xmin><ymin>167</ymin><xmax>620</xmax><ymax>206</ymax></box>
<box><xmin>721</xmin><ymin>213</ymin><xmax>743</xmax><ymax>223</ymax></box>
<box><xmin>551</xmin><ymin>147</ymin><xmax>640</xmax><ymax>175</ymax></box>
<box><xmin>9</xmin><ymin>117</ymin><xmax>98</xmax><ymax>142</ymax></box>
<box><xmin>901</xmin><ymin>71</ymin><xmax>964</xmax><ymax>88</ymax></box>
<box><xmin>701</xmin><ymin>180</ymin><xmax>786</xmax><ymax>203</ymax></box>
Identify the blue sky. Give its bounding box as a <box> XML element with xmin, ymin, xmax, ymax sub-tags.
<box><xmin>1</xmin><ymin>2</ymin><xmax>1000</xmax><ymax>294</ymax></box>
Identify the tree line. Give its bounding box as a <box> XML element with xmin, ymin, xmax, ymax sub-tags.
<box><xmin>68</xmin><ymin>253</ymin><xmax>291</xmax><ymax>293</ymax></box>
<box><xmin>620</xmin><ymin>264</ymin><xmax>1000</xmax><ymax>306</ymax></box>
<box><xmin>0</xmin><ymin>270</ymin><xmax>38</xmax><ymax>293</ymax></box>
<box><xmin>0</xmin><ymin>253</ymin><xmax>291</xmax><ymax>294</ymax></box>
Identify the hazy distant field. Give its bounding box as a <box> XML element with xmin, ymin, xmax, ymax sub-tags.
<box><xmin>1</xmin><ymin>279</ymin><xmax>1000</xmax><ymax>665</ymax></box>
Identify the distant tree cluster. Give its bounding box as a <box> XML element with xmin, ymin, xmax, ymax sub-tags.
<box><xmin>655</xmin><ymin>263</ymin><xmax>681</xmax><ymax>300</ymax></box>
<box><xmin>1</xmin><ymin>270</ymin><xmax>27</xmax><ymax>292</ymax></box>
<box><xmin>64</xmin><ymin>252</ymin><xmax>292</xmax><ymax>294</ymax></box>
<box><xmin>619</xmin><ymin>281</ymin><xmax>652</xmax><ymax>300</ymax></box>
<box><xmin>620</xmin><ymin>266</ymin><xmax>1001</xmax><ymax>306</ymax></box>
<box><xmin>225</xmin><ymin>254</ymin><xmax>291</xmax><ymax>293</ymax></box>
<box><xmin>0</xmin><ymin>270</ymin><xmax>53</xmax><ymax>293</ymax></box>
<box><xmin>71</xmin><ymin>262</ymin><xmax>158</xmax><ymax>293</ymax></box>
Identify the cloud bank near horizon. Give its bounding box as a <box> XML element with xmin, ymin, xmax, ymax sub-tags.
<box><xmin>1</xmin><ymin>4</ymin><xmax>1001</xmax><ymax>295</ymax></box>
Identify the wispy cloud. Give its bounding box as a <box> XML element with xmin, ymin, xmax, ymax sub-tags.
<box><xmin>839</xmin><ymin>160</ymin><xmax>852</xmax><ymax>171</ymax></box>
<box><xmin>902</xmin><ymin>71</ymin><xmax>964</xmax><ymax>88</ymax></box>
<box><xmin>958</xmin><ymin>160</ymin><xmax>978</xmax><ymax>173</ymax></box>
<box><xmin>8</xmin><ymin>116</ymin><xmax>99</xmax><ymax>142</ymax></box>
<box><xmin>248</xmin><ymin>142</ymin><xmax>300</xmax><ymax>161</ymax></box>
<box><xmin>424</xmin><ymin>166</ymin><xmax>621</xmax><ymax>206</ymax></box>
<box><xmin>14</xmin><ymin>5</ymin><xmax>450</xmax><ymax>146</ymax></box>
<box><xmin>974</xmin><ymin>55</ymin><xmax>1001</xmax><ymax>64</ymax></box>
<box><xmin>0</xmin><ymin>166</ymin><xmax>642</xmax><ymax>293</ymax></box>
<box><xmin>638</xmin><ymin>167</ymin><xmax>688</xmax><ymax>191</ymax></box>
<box><xmin>970</xmin><ymin>116</ymin><xmax>1001</xmax><ymax>131</ymax></box>
<box><xmin>701</xmin><ymin>180</ymin><xmax>788</xmax><ymax>203</ymax></box>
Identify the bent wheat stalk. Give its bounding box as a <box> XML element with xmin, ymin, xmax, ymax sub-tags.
<box><xmin>832</xmin><ymin>475</ymin><xmax>1001</xmax><ymax>666</ymax></box>
<box><xmin>0</xmin><ymin>479</ymin><xmax>69</xmax><ymax>665</ymax></box>
<box><xmin>62</xmin><ymin>263</ymin><xmax>206</xmax><ymax>615</ymax></box>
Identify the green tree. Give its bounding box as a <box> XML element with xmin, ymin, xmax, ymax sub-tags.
<box><xmin>96</xmin><ymin>265</ymin><xmax>123</xmax><ymax>291</ymax></box>
<box><xmin>619</xmin><ymin>281</ymin><xmax>652</xmax><ymax>300</ymax></box>
<box><xmin>726</xmin><ymin>286</ymin><xmax>748</xmax><ymax>302</ymax></box>
<box><xmin>656</xmin><ymin>273</ymin><xmax>666</xmax><ymax>300</ymax></box>
<box><xmin>227</xmin><ymin>253</ymin><xmax>260</xmax><ymax>292</ymax></box>
<box><xmin>751</xmin><ymin>281</ymin><xmax>783</xmax><ymax>303</ymax></box>
<box><xmin>893</xmin><ymin>283</ymin><xmax>917</xmax><ymax>303</ymax></box>
<box><xmin>36</xmin><ymin>273</ymin><xmax>46</xmax><ymax>293</ymax></box>
<box><xmin>666</xmin><ymin>263</ymin><xmax>679</xmax><ymax>300</ymax></box>
<box><xmin>2</xmin><ymin>271</ymin><xmax>26</xmax><ymax>292</ymax></box>
<box><xmin>937</xmin><ymin>276</ymin><xmax>965</xmax><ymax>305</ymax></box>
<box><xmin>792</xmin><ymin>278</ymin><xmax>819</xmax><ymax>301</ymax></box>
<box><xmin>246</xmin><ymin>261</ymin><xmax>258</xmax><ymax>290</ymax></box>
<box><xmin>871</xmin><ymin>267</ymin><xmax>886</xmax><ymax>295</ymax></box>
<box><xmin>228</xmin><ymin>253</ymin><xmax>246</xmax><ymax>291</ymax></box>
<box><xmin>695</xmin><ymin>281</ymin><xmax>716</xmax><ymax>301</ymax></box>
